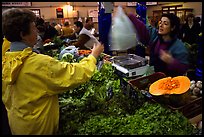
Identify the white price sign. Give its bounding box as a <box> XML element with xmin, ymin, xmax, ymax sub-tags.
<box><xmin>2</xmin><ymin>2</ymin><xmax>32</xmax><ymax>7</ymax></box>
<box><xmin>146</xmin><ymin>2</ymin><xmax>157</xmax><ymax>5</ymax></box>
<box><xmin>127</xmin><ymin>2</ymin><xmax>137</xmax><ymax>6</ymax></box>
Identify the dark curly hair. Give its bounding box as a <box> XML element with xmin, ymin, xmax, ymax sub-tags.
<box><xmin>74</xmin><ymin>21</ymin><xmax>83</xmax><ymax>30</ymax></box>
<box><xmin>2</xmin><ymin>8</ymin><xmax>36</xmax><ymax>42</ymax></box>
<box><xmin>161</xmin><ymin>13</ymin><xmax>180</xmax><ymax>38</ymax></box>
<box><xmin>85</xmin><ymin>17</ymin><xmax>92</xmax><ymax>23</ymax></box>
<box><xmin>64</xmin><ymin>21</ymin><xmax>70</xmax><ymax>27</ymax></box>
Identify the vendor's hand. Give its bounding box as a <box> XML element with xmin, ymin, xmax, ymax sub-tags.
<box><xmin>91</xmin><ymin>43</ymin><xmax>104</xmax><ymax>58</ymax></box>
<box><xmin>159</xmin><ymin>50</ymin><xmax>174</xmax><ymax>64</ymax></box>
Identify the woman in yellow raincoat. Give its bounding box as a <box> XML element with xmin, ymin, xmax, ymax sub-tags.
<box><xmin>2</xmin><ymin>8</ymin><xmax>104</xmax><ymax>135</ymax></box>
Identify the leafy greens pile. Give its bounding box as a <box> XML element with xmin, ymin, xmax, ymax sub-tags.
<box><xmin>78</xmin><ymin>102</ymin><xmax>197</xmax><ymax>135</ymax></box>
<box><xmin>57</xmin><ymin>63</ymin><xmax>146</xmax><ymax>134</ymax></box>
<box><xmin>57</xmin><ymin>62</ymin><xmax>197</xmax><ymax>135</ymax></box>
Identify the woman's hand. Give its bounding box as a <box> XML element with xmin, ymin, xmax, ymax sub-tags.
<box><xmin>159</xmin><ymin>49</ymin><xmax>174</xmax><ymax>64</ymax></box>
<box><xmin>91</xmin><ymin>43</ymin><xmax>104</xmax><ymax>58</ymax></box>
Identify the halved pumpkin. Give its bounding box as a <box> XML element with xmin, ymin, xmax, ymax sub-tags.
<box><xmin>149</xmin><ymin>76</ymin><xmax>191</xmax><ymax>107</ymax></box>
<box><xmin>149</xmin><ymin>76</ymin><xmax>190</xmax><ymax>96</ymax></box>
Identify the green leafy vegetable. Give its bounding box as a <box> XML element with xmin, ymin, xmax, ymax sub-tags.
<box><xmin>78</xmin><ymin>102</ymin><xmax>198</xmax><ymax>135</ymax></box>
<box><xmin>56</xmin><ymin>55</ymin><xmax>197</xmax><ymax>135</ymax></box>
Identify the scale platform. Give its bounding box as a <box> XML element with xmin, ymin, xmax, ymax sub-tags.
<box><xmin>111</xmin><ymin>54</ymin><xmax>149</xmax><ymax>78</ymax></box>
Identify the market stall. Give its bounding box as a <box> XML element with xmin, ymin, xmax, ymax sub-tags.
<box><xmin>42</xmin><ymin>40</ymin><xmax>202</xmax><ymax>135</ymax></box>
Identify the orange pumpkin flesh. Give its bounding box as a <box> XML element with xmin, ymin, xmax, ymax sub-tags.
<box><xmin>149</xmin><ymin>76</ymin><xmax>190</xmax><ymax>96</ymax></box>
<box><xmin>78</xmin><ymin>50</ymin><xmax>91</xmax><ymax>55</ymax></box>
<box><xmin>171</xmin><ymin>76</ymin><xmax>190</xmax><ymax>94</ymax></box>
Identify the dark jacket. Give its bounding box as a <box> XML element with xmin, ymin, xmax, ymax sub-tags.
<box><xmin>181</xmin><ymin>22</ymin><xmax>201</xmax><ymax>44</ymax></box>
<box><xmin>43</xmin><ymin>25</ymin><xmax>58</xmax><ymax>41</ymax></box>
<box><xmin>130</xmin><ymin>16</ymin><xmax>189</xmax><ymax>76</ymax></box>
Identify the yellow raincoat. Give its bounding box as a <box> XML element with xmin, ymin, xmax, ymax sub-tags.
<box><xmin>2</xmin><ymin>37</ymin><xmax>11</xmax><ymax>56</ymax></box>
<box><xmin>2</xmin><ymin>47</ymin><xmax>97</xmax><ymax>135</ymax></box>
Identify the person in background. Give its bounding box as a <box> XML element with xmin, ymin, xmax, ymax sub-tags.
<box><xmin>154</xmin><ymin>16</ymin><xmax>160</xmax><ymax>29</ymax></box>
<box><xmin>61</xmin><ymin>21</ymin><xmax>74</xmax><ymax>39</ymax></box>
<box><xmin>147</xmin><ymin>16</ymin><xmax>154</xmax><ymax>27</ymax></box>
<box><xmin>35</xmin><ymin>17</ymin><xmax>45</xmax><ymax>27</ymax></box>
<box><xmin>68</xmin><ymin>21</ymin><xmax>100</xmax><ymax>50</ymax></box>
<box><xmin>195</xmin><ymin>16</ymin><xmax>201</xmax><ymax>26</ymax></box>
<box><xmin>84</xmin><ymin>17</ymin><xmax>96</xmax><ymax>34</ymax></box>
<box><xmin>128</xmin><ymin>13</ymin><xmax>189</xmax><ymax>77</ymax></box>
<box><xmin>181</xmin><ymin>13</ymin><xmax>201</xmax><ymax>45</ymax></box>
<box><xmin>84</xmin><ymin>17</ymin><xmax>94</xmax><ymax>31</ymax></box>
<box><xmin>65</xmin><ymin>21</ymin><xmax>82</xmax><ymax>40</ymax></box>
<box><xmin>33</xmin><ymin>25</ymin><xmax>45</xmax><ymax>53</ymax></box>
<box><xmin>85</xmin><ymin>17</ymin><xmax>99</xmax><ymax>37</ymax></box>
<box><xmin>2</xmin><ymin>8</ymin><xmax>104</xmax><ymax>135</ymax></box>
<box><xmin>54</xmin><ymin>22</ymin><xmax>62</xmax><ymax>36</ymax></box>
<box><xmin>43</xmin><ymin>21</ymin><xmax>58</xmax><ymax>41</ymax></box>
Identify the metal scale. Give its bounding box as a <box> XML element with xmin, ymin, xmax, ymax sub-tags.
<box><xmin>112</xmin><ymin>54</ymin><xmax>149</xmax><ymax>78</ymax></box>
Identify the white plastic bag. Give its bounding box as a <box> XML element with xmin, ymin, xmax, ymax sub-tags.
<box><xmin>109</xmin><ymin>6</ymin><xmax>138</xmax><ymax>51</ymax></box>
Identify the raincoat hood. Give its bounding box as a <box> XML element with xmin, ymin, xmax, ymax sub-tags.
<box><xmin>2</xmin><ymin>37</ymin><xmax>11</xmax><ymax>56</ymax></box>
<box><xmin>2</xmin><ymin>42</ymin><xmax>33</xmax><ymax>85</ymax></box>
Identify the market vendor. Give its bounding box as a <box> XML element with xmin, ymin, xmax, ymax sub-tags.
<box><xmin>2</xmin><ymin>8</ymin><xmax>104</xmax><ymax>135</ymax></box>
<box><xmin>128</xmin><ymin>13</ymin><xmax>189</xmax><ymax>76</ymax></box>
<box><xmin>67</xmin><ymin>21</ymin><xmax>100</xmax><ymax>50</ymax></box>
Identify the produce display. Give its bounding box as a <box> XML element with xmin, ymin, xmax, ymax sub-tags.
<box><xmin>43</xmin><ymin>46</ymin><xmax>199</xmax><ymax>135</ymax></box>
<box><xmin>78</xmin><ymin>102</ymin><xmax>197</xmax><ymax>135</ymax></box>
<box><xmin>149</xmin><ymin>76</ymin><xmax>191</xmax><ymax>107</ymax></box>
<box><xmin>189</xmin><ymin>80</ymin><xmax>202</xmax><ymax>99</ymax></box>
<box><xmin>57</xmin><ymin>62</ymin><xmax>198</xmax><ymax>135</ymax></box>
<box><xmin>149</xmin><ymin>76</ymin><xmax>190</xmax><ymax>95</ymax></box>
<box><xmin>78</xmin><ymin>50</ymin><xmax>92</xmax><ymax>55</ymax></box>
<box><xmin>57</xmin><ymin>63</ymin><xmax>146</xmax><ymax>134</ymax></box>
